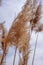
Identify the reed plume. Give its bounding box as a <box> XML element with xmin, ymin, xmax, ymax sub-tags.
<box><xmin>0</xmin><ymin>0</ymin><xmax>42</xmax><ymax>65</ymax></box>
<box><xmin>30</xmin><ymin>1</ymin><xmax>42</xmax><ymax>32</ymax></box>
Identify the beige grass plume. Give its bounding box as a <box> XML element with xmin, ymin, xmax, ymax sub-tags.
<box><xmin>0</xmin><ymin>0</ymin><xmax>42</xmax><ymax>65</ymax></box>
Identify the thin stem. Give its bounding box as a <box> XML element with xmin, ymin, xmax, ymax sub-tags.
<box><xmin>32</xmin><ymin>33</ymin><xmax>39</xmax><ymax>65</ymax></box>
<box><xmin>0</xmin><ymin>50</ymin><xmax>6</xmax><ymax>65</ymax></box>
<box><xmin>13</xmin><ymin>47</ymin><xmax>17</xmax><ymax>65</ymax></box>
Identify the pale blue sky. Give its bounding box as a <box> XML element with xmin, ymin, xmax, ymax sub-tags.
<box><xmin>0</xmin><ymin>0</ymin><xmax>26</xmax><ymax>31</ymax></box>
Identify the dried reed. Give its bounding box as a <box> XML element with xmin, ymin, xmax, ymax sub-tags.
<box><xmin>0</xmin><ymin>0</ymin><xmax>42</xmax><ymax>65</ymax></box>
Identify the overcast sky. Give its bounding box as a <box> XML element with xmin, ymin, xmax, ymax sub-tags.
<box><xmin>0</xmin><ymin>0</ymin><xmax>43</xmax><ymax>65</ymax></box>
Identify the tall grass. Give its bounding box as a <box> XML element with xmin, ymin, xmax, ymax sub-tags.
<box><xmin>0</xmin><ymin>0</ymin><xmax>42</xmax><ymax>65</ymax></box>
